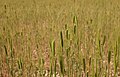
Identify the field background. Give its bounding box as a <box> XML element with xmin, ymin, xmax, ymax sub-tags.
<box><xmin>0</xmin><ymin>0</ymin><xmax>120</xmax><ymax>77</ymax></box>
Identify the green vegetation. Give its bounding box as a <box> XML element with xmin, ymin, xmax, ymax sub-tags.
<box><xmin>0</xmin><ymin>0</ymin><xmax>120</xmax><ymax>77</ymax></box>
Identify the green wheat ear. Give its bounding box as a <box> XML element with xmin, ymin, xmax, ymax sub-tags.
<box><xmin>87</xmin><ymin>71</ymin><xmax>89</xmax><ymax>77</ymax></box>
<box><xmin>108</xmin><ymin>50</ymin><xmax>111</xmax><ymax>77</ymax></box>
<box><xmin>66</xmin><ymin>29</ymin><xmax>69</xmax><ymax>40</ymax></box>
<box><xmin>9</xmin><ymin>38</ymin><xmax>14</xmax><ymax>58</ymax></box>
<box><xmin>89</xmin><ymin>56</ymin><xmax>91</xmax><ymax>66</ymax></box>
<box><xmin>50</xmin><ymin>63</ymin><xmax>53</xmax><ymax>77</ymax></box>
<box><xmin>66</xmin><ymin>47</ymin><xmax>70</xmax><ymax>58</ymax></box>
<box><xmin>54</xmin><ymin>59</ymin><xmax>57</xmax><ymax>77</ymax></box>
<box><xmin>73</xmin><ymin>15</ymin><xmax>78</xmax><ymax>25</ymax></box>
<box><xmin>118</xmin><ymin>36</ymin><xmax>120</xmax><ymax>66</ymax></box>
<box><xmin>83</xmin><ymin>58</ymin><xmax>86</xmax><ymax>72</ymax></box>
<box><xmin>65</xmin><ymin>24</ymin><xmax>67</xmax><ymax>30</ymax></box>
<box><xmin>4</xmin><ymin>45</ymin><xmax>9</xmax><ymax>65</ymax></box>
<box><xmin>102</xmin><ymin>35</ymin><xmax>106</xmax><ymax>45</ymax></box>
<box><xmin>74</xmin><ymin>25</ymin><xmax>76</xmax><ymax>35</ymax></box>
<box><xmin>59</xmin><ymin>55</ymin><xmax>64</xmax><ymax>77</ymax></box>
<box><xmin>114</xmin><ymin>41</ymin><xmax>118</xmax><ymax>76</ymax></box>
<box><xmin>51</xmin><ymin>40</ymin><xmax>55</xmax><ymax>57</ymax></box>
<box><xmin>4</xmin><ymin>45</ymin><xmax>8</xmax><ymax>56</ymax></box>
<box><xmin>73</xmin><ymin>16</ymin><xmax>78</xmax><ymax>35</ymax></box>
<box><xmin>18</xmin><ymin>58</ymin><xmax>23</xmax><ymax>69</ymax></box>
<box><xmin>60</xmin><ymin>31</ymin><xmax>64</xmax><ymax>48</ymax></box>
<box><xmin>108</xmin><ymin>50</ymin><xmax>111</xmax><ymax>64</ymax></box>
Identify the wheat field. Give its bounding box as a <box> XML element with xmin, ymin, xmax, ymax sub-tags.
<box><xmin>0</xmin><ymin>0</ymin><xmax>120</xmax><ymax>77</ymax></box>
